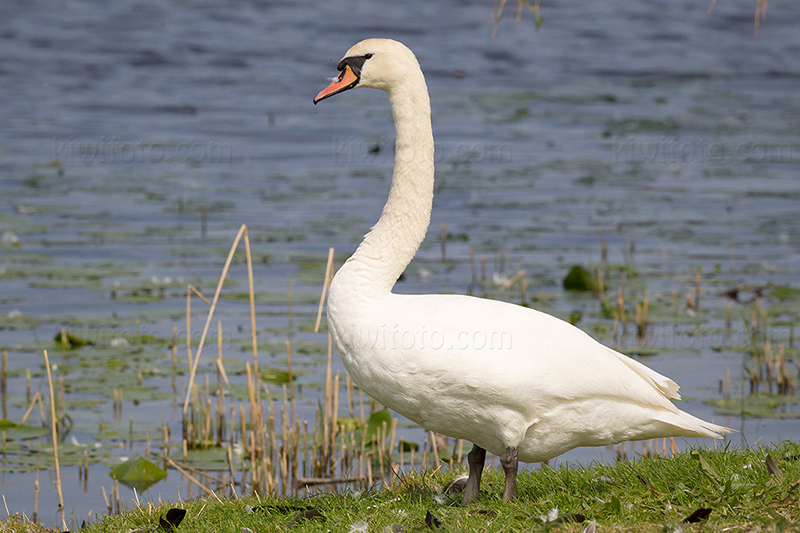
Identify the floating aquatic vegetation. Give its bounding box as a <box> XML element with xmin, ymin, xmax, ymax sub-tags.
<box><xmin>53</xmin><ymin>330</ymin><xmax>94</xmax><ymax>350</ymax></box>
<box><xmin>0</xmin><ymin>419</ymin><xmax>49</xmax><ymax>441</ymax></box>
<box><xmin>109</xmin><ymin>456</ymin><xmax>167</xmax><ymax>491</ymax></box>
<box><xmin>708</xmin><ymin>393</ymin><xmax>800</xmax><ymax>419</ymax></box>
<box><xmin>563</xmin><ymin>265</ymin><xmax>598</xmax><ymax>292</ymax></box>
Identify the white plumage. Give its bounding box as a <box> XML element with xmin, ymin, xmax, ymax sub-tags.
<box><xmin>314</xmin><ymin>38</ymin><xmax>732</xmax><ymax>503</ymax></box>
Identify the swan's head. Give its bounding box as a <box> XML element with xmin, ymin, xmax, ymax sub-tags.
<box><xmin>313</xmin><ymin>39</ymin><xmax>420</xmax><ymax>104</ymax></box>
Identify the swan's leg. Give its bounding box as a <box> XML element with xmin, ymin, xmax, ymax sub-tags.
<box><xmin>500</xmin><ymin>447</ymin><xmax>518</xmax><ymax>502</ymax></box>
<box><xmin>462</xmin><ymin>444</ymin><xmax>486</xmax><ymax>504</ymax></box>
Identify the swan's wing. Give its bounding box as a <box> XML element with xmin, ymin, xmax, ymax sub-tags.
<box><xmin>609</xmin><ymin>346</ymin><xmax>680</xmax><ymax>400</ymax></box>
<box><xmin>387</xmin><ymin>293</ymin><xmax>682</xmax><ymax>413</ymax></box>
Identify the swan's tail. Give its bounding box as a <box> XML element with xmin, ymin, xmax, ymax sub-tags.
<box><xmin>659</xmin><ymin>409</ymin><xmax>734</xmax><ymax>439</ymax></box>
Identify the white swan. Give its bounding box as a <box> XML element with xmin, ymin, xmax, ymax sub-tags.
<box><xmin>314</xmin><ymin>38</ymin><xmax>732</xmax><ymax>503</ymax></box>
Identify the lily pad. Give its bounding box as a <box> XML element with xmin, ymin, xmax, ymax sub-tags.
<box><xmin>260</xmin><ymin>368</ymin><xmax>292</xmax><ymax>385</ymax></box>
<box><xmin>109</xmin><ymin>456</ymin><xmax>167</xmax><ymax>491</ymax></box>
<box><xmin>0</xmin><ymin>420</ymin><xmax>49</xmax><ymax>441</ymax></box>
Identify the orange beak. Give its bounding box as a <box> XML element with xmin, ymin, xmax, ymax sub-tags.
<box><xmin>314</xmin><ymin>65</ymin><xmax>359</xmax><ymax>105</ymax></box>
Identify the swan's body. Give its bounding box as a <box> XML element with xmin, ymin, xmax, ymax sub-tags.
<box><xmin>315</xmin><ymin>38</ymin><xmax>731</xmax><ymax>502</ymax></box>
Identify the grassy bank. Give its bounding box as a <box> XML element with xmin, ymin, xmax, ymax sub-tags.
<box><xmin>4</xmin><ymin>441</ymin><xmax>800</xmax><ymax>532</ymax></box>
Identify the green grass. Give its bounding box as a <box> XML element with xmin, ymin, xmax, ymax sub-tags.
<box><xmin>5</xmin><ymin>442</ymin><xmax>800</xmax><ymax>532</ymax></box>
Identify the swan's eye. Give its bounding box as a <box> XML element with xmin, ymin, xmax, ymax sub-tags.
<box><xmin>364</xmin><ymin>53</ymin><xmax>373</xmax><ymax>59</ymax></box>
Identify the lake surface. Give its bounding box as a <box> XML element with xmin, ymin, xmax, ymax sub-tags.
<box><xmin>1</xmin><ymin>0</ymin><xmax>800</xmax><ymax>524</ymax></box>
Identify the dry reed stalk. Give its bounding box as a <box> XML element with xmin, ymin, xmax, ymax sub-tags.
<box><xmin>387</xmin><ymin>418</ymin><xmax>397</xmax><ymax>464</ymax></box>
<box><xmin>498</xmin><ymin>269</ymin><xmax>526</xmax><ymax>292</ymax></box>
<box><xmin>302</xmin><ymin>421</ymin><xmax>309</xmax><ymax>478</ymax></box>
<box><xmin>185</xmin><ymin>284</ymin><xmax>210</xmax><ymax>369</ymax></box>
<box><xmin>204</xmin><ymin>397</ymin><xmax>212</xmax><ymax>450</ymax></box>
<box><xmin>34</xmin><ymin>462</ymin><xmax>40</xmax><ymax>522</ymax></box>
<box><xmin>359</xmin><ymin>426</ymin><xmax>367</xmax><ymax>482</ymax></box>
<box><xmin>227</xmin><ymin>445</ymin><xmax>237</xmax><ymax>499</ymax></box>
<box><xmin>162</xmin><ymin>424</ymin><xmax>170</xmax><ymax>470</ymax></box>
<box><xmin>238</xmin><ymin>405</ymin><xmax>247</xmax><ymax>486</ymax></box>
<box><xmin>764</xmin><ymin>341</ymin><xmax>774</xmax><ymax>393</ymax></box>
<box><xmin>292</xmin><ymin>420</ymin><xmax>301</xmax><ymax>493</ymax></box>
<box><xmin>671</xmin><ymin>289</ymin><xmax>678</xmax><ymax>317</ymax></box>
<box><xmin>315</xmin><ymin>247</ymin><xmax>336</xmax><ymax>333</ymax></box>
<box><xmin>263</xmin><ymin>454</ymin><xmax>273</xmax><ymax>495</ymax></box>
<box><xmin>250</xmin><ymin>430</ymin><xmax>260</xmax><ymax>493</ymax></box>
<box><xmin>377</xmin><ymin>422</ymin><xmax>387</xmax><ymax>482</ymax></box>
<box><xmin>43</xmin><ymin>350</ymin><xmax>66</xmax><ymax>530</ymax></box>
<box><xmin>430</xmin><ymin>430</ymin><xmax>441</xmax><ymax>467</ymax></box>
<box><xmin>185</xmin><ymin>291</ymin><xmax>193</xmax><ymax>368</ymax></box>
<box><xmin>26</xmin><ymin>368</ymin><xmax>30</xmax><ymax>404</ymax></box>
<box><xmin>725</xmin><ymin>367</ymin><xmax>732</xmax><ymax>400</ymax></box>
<box><xmin>280</xmin><ymin>386</ymin><xmax>290</xmax><ymax>492</ymax></box>
<box><xmin>101</xmin><ymin>485</ymin><xmax>111</xmax><ymax>515</ymax></box>
<box><xmin>339</xmin><ymin>428</ymin><xmax>348</xmax><ymax>478</ymax></box>
<box><xmin>346</xmin><ymin>374</ymin><xmax>355</xmax><ymax>417</ymax></box>
<box><xmin>241</xmin><ymin>226</ymin><xmax>259</xmax><ymax>404</ymax></box>
<box><xmin>245</xmin><ymin>362</ymin><xmax>256</xmax><ymax>428</ymax></box>
<box><xmin>286</xmin><ymin>340</ymin><xmax>296</xmax><ymax>426</ymax></box>
<box><xmin>183</xmin><ymin>224</ymin><xmax>250</xmax><ymax>413</ymax></box>
<box><xmin>166</xmin><ymin>457</ymin><xmax>222</xmax><ymax>502</ymax></box>
<box><xmin>754</xmin><ymin>0</ymin><xmax>768</xmax><ymax>38</ymax></box>
<box><xmin>332</xmin><ymin>373</ymin><xmax>341</xmax><ymax>446</ymax></box>
<box><xmin>229</xmin><ymin>405</ymin><xmax>236</xmax><ymax>449</ymax></box>
<box><xmin>216</xmin><ymin>322</ymin><xmax>224</xmax><ymax>445</ymax></box>
<box><xmin>295</xmin><ymin>476</ymin><xmax>367</xmax><ymax>489</ymax></box>
<box><xmin>263</xmin><ymin>382</ymin><xmax>277</xmax><ymax>469</ymax></box>
<box><xmin>20</xmin><ymin>390</ymin><xmax>42</xmax><ymax>425</ymax></box>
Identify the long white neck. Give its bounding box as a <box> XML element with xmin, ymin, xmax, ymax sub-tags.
<box><xmin>336</xmin><ymin>71</ymin><xmax>434</xmax><ymax>297</ymax></box>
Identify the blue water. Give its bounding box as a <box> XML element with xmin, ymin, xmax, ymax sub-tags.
<box><xmin>1</xmin><ymin>0</ymin><xmax>800</xmax><ymax>523</ymax></box>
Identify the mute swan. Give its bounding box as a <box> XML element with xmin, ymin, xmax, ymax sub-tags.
<box><xmin>314</xmin><ymin>38</ymin><xmax>732</xmax><ymax>503</ymax></box>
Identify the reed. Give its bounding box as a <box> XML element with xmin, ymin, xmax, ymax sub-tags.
<box><xmin>314</xmin><ymin>247</ymin><xmax>335</xmax><ymax>333</ymax></box>
<box><xmin>184</xmin><ymin>224</ymin><xmax>252</xmax><ymax>413</ymax></box>
<box><xmin>43</xmin><ymin>349</ymin><xmax>66</xmax><ymax>531</ymax></box>
<box><xmin>166</xmin><ymin>457</ymin><xmax>221</xmax><ymax>502</ymax></box>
